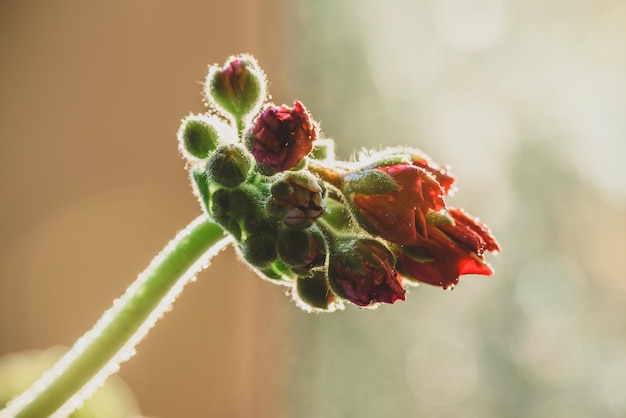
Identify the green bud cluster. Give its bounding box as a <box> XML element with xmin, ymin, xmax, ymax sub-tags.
<box><xmin>177</xmin><ymin>54</ymin><xmax>404</xmax><ymax>313</ymax></box>
<box><xmin>178</xmin><ymin>55</ymin><xmax>328</xmax><ymax>310</ymax></box>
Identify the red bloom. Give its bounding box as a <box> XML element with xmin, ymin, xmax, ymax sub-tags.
<box><xmin>245</xmin><ymin>101</ymin><xmax>317</xmax><ymax>175</ymax></box>
<box><xmin>328</xmin><ymin>239</ymin><xmax>405</xmax><ymax>307</ymax></box>
<box><xmin>397</xmin><ymin>208</ymin><xmax>500</xmax><ymax>289</ymax></box>
<box><xmin>351</xmin><ymin>164</ymin><xmax>445</xmax><ymax>245</ymax></box>
<box><xmin>411</xmin><ymin>156</ymin><xmax>456</xmax><ymax>196</ymax></box>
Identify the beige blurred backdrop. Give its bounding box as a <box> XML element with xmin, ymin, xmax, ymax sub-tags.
<box><xmin>0</xmin><ymin>1</ymin><xmax>294</xmax><ymax>417</ymax></box>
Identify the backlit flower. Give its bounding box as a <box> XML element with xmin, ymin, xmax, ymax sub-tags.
<box><xmin>411</xmin><ymin>156</ymin><xmax>457</xmax><ymax>196</ymax></box>
<box><xmin>350</xmin><ymin>164</ymin><xmax>446</xmax><ymax>245</ymax></box>
<box><xmin>397</xmin><ymin>208</ymin><xmax>500</xmax><ymax>289</ymax></box>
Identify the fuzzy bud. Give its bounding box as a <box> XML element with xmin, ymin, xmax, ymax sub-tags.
<box><xmin>206</xmin><ymin>54</ymin><xmax>266</xmax><ymax>121</ymax></box>
<box><xmin>269</xmin><ymin>171</ymin><xmax>325</xmax><ymax>229</ymax></box>
<box><xmin>245</xmin><ymin>101</ymin><xmax>318</xmax><ymax>175</ymax></box>
<box><xmin>328</xmin><ymin>238</ymin><xmax>405</xmax><ymax>307</ymax></box>
<box><xmin>205</xmin><ymin>144</ymin><xmax>252</xmax><ymax>188</ymax></box>
<box><xmin>241</xmin><ymin>232</ymin><xmax>278</xmax><ymax>268</ymax></box>
<box><xmin>295</xmin><ymin>271</ymin><xmax>342</xmax><ymax>312</ymax></box>
<box><xmin>177</xmin><ymin>115</ymin><xmax>221</xmax><ymax>160</ymax></box>
<box><xmin>277</xmin><ymin>226</ymin><xmax>327</xmax><ymax>275</ymax></box>
<box><xmin>210</xmin><ymin>185</ymin><xmax>265</xmax><ymax>240</ymax></box>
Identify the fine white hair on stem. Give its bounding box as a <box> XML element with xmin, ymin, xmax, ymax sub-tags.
<box><xmin>1</xmin><ymin>216</ymin><xmax>234</xmax><ymax>418</ymax></box>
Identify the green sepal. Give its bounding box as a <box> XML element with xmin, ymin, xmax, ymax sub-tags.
<box><xmin>403</xmin><ymin>148</ymin><xmax>434</xmax><ymax>163</ymax></box>
<box><xmin>425</xmin><ymin>209</ymin><xmax>454</xmax><ymax>226</ymax></box>
<box><xmin>257</xmin><ymin>260</ymin><xmax>297</xmax><ymax>285</ymax></box>
<box><xmin>259</xmin><ymin>266</ymin><xmax>283</xmax><ymax>281</ymax></box>
<box><xmin>272</xmin><ymin>259</ymin><xmax>296</xmax><ymax>277</ymax></box>
<box><xmin>345</xmin><ymin>170</ymin><xmax>400</xmax><ymax>195</ymax></box>
<box><xmin>209</xmin><ymin>185</ymin><xmax>267</xmax><ymax>241</ymax></box>
<box><xmin>332</xmin><ymin>237</ymin><xmax>396</xmax><ymax>275</ymax></box>
<box><xmin>321</xmin><ymin>197</ymin><xmax>352</xmax><ymax>231</ymax></box>
<box><xmin>211</xmin><ymin>72</ymin><xmax>261</xmax><ymax>119</ymax></box>
<box><xmin>359</xmin><ymin>153</ymin><xmax>411</xmax><ymax>170</ymax></box>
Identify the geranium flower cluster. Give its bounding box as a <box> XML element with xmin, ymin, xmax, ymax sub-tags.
<box><xmin>178</xmin><ymin>54</ymin><xmax>500</xmax><ymax>312</ymax></box>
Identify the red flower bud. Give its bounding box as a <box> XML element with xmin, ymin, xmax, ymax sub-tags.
<box><xmin>245</xmin><ymin>101</ymin><xmax>318</xmax><ymax>175</ymax></box>
<box><xmin>328</xmin><ymin>239</ymin><xmax>405</xmax><ymax>307</ymax></box>
<box><xmin>351</xmin><ymin>164</ymin><xmax>446</xmax><ymax>245</ymax></box>
<box><xmin>397</xmin><ymin>208</ymin><xmax>500</xmax><ymax>289</ymax></box>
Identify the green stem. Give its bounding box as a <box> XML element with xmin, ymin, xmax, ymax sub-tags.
<box><xmin>1</xmin><ymin>216</ymin><xmax>232</xmax><ymax>418</ymax></box>
<box><xmin>236</xmin><ymin>117</ymin><xmax>245</xmax><ymax>139</ymax></box>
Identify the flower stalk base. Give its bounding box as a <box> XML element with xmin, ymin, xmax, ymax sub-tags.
<box><xmin>1</xmin><ymin>217</ymin><xmax>232</xmax><ymax>418</ymax></box>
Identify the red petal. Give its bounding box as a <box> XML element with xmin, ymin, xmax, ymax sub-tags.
<box><xmin>352</xmin><ymin>165</ymin><xmax>445</xmax><ymax>245</ymax></box>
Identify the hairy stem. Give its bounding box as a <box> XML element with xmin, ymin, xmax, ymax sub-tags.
<box><xmin>1</xmin><ymin>216</ymin><xmax>232</xmax><ymax>418</ymax></box>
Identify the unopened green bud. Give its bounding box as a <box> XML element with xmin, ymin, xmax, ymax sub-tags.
<box><xmin>294</xmin><ymin>271</ymin><xmax>342</xmax><ymax>312</ymax></box>
<box><xmin>209</xmin><ymin>185</ymin><xmax>265</xmax><ymax>240</ymax></box>
<box><xmin>177</xmin><ymin>115</ymin><xmax>221</xmax><ymax>160</ymax></box>
<box><xmin>277</xmin><ymin>226</ymin><xmax>327</xmax><ymax>275</ymax></box>
<box><xmin>241</xmin><ymin>233</ymin><xmax>278</xmax><ymax>268</ymax></box>
<box><xmin>206</xmin><ymin>54</ymin><xmax>266</xmax><ymax>121</ymax></box>
<box><xmin>210</xmin><ymin>188</ymin><xmax>242</xmax><ymax>240</ymax></box>
<box><xmin>205</xmin><ymin>144</ymin><xmax>252</xmax><ymax>188</ymax></box>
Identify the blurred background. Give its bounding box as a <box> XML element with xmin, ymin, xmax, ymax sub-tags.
<box><xmin>1</xmin><ymin>0</ymin><xmax>625</xmax><ymax>417</ymax></box>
